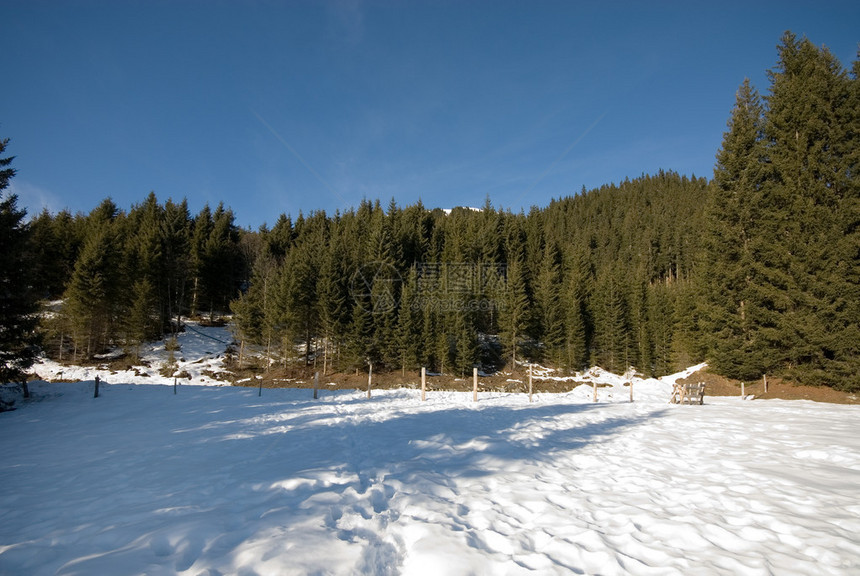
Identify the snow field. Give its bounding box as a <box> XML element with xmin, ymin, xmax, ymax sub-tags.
<box><xmin>2</xmin><ymin>375</ymin><xmax>859</xmax><ymax>576</ymax></box>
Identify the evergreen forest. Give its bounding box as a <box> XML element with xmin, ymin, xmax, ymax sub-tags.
<box><xmin>2</xmin><ymin>32</ymin><xmax>858</xmax><ymax>391</ymax></box>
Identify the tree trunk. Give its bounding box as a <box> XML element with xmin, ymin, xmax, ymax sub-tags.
<box><xmin>322</xmin><ymin>337</ymin><xmax>329</xmax><ymax>376</ymax></box>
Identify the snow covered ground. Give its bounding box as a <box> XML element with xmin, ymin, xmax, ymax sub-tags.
<box><xmin>2</xmin><ymin>329</ymin><xmax>859</xmax><ymax>575</ymax></box>
<box><xmin>32</xmin><ymin>321</ymin><xmax>234</xmax><ymax>387</ymax></box>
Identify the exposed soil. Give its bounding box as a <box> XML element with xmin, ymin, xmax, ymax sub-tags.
<box><xmin>229</xmin><ymin>365</ymin><xmax>612</xmax><ymax>395</ymax></box>
<box><xmin>678</xmin><ymin>368</ymin><xmax>860</xmax><ymax>405</ymax></box>
<box><xmin>48</xmin><ymin>350</ymin><xmax>859</xmax><ymax>405</ymax></box>
<box><xmin>232</xmin><ymin>365</ymin><xmax>860</xmax><ymax>405</ymax></box>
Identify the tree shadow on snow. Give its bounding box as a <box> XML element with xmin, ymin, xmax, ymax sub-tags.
<box><xmin>3</xmin><ymin>389</ymin><xmax>668</xmax><ymax>575</ymax></box>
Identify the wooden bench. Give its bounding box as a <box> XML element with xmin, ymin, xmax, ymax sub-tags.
<box><xmin>671</xmin><ymin>382</ymin><xmax>705</xmax><ymax>405</ymax></box>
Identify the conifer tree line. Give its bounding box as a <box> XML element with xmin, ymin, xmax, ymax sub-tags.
<box><xmin>28</xmin><ymin>193</ymin><xmax>247</xmax><ymax>362</ymax></box>
<box><xmin>1</xmin><ymin>32</ymin><xmax>857</xmax><ymax>391</ymax></box>
<box><xmin>229</xmin><ymin>173</ymin><xmax>707</xmax><ymax>379</ymax></box>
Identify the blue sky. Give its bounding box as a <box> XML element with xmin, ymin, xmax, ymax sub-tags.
<box><xmin>2</xmin><ymin>1</ymin><xmax>858</xmax><ymax>228</ymax></box>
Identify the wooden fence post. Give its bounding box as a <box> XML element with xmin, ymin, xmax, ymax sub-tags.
<box><xmin>367</xmin><ymin>363</ymin><xmax>372</xmax><ymax>399</ymax></box>
<box><xmin>741</xmin><ymin>382</ymin><xmax>745</xmax><ymax>398</ymax></box>
<box><xmin>473</xmin><ymin>367</ymin><xmax>478</xmax><ymax>403</ymax></box>
<box><xmin>258</xmin><ymin>376</ymin><xmax>263</xmax><ymax>397</ymax></box>
<box><xmin>593</xmin><ymin>379</ymin><xmax>597</xmax><ymax>403</ymax></box>
<box><xmin>94</xmin><ymin>375</ymin><xmax>100</xmax><ymax>399</ymax></box>
<box><xmin>528</xmin><ymin>364</ymin><xmax>533</xmax><ymax>403</ymax></box>
<box><xmin>421</xmin><ymin>366</ymin><xmax>426</xmax><ymax>401</ymax></box>
<box><xmin>174</xmin><ymin>377</ymin><xmax>177</xmax><ymax>395</ymax></box>
<box><xmin>629</xmin><ymin>378</ymin><xmax>634</xmax><ymax>403</ymax></box>
<box><xmin>314</xmin><ymin>371</ymin><xmax>319</xmax><ymax>400</ymax></box>
<box><xmin>763</xmin><ymin>374</ymin><xmax>768</xmax><ymax>394</ymax></box>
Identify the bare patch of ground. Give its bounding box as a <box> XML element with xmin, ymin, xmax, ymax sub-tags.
<box><xmin>678</xmin><ymin>368</ymin><xmax>860</xmax><ymax>405</ymax></box>
<box><xmin>236</xmin><ymin>365</ymin><xmax>859</xmax><ymax>405</ymax></box>
<box><xmin>232</xmin><ymin>367</ymin><xmax>629</xmax><ymax>395</ymax></box>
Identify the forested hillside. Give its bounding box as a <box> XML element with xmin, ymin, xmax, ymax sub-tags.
<box><xmin>231</xmin><ymin>171</ymin><xmax>707</xmax><ymax>378</ymax></box>
<box><xmin>2</xmin><ymin>32</ymin><xmax>857</xmax><ymax>391</ymax></box>
<box><xmin>17</xmin><ymin>173</ymin><xmax>709</xmax><ymax>379</ymax></box>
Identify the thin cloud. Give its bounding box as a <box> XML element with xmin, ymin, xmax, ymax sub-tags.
<box><xmin>7</xmin><ymin>180</ymin><xmax>65</xmax><ymax>219</ymax></box>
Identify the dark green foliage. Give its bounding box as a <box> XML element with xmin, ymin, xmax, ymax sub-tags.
<box><xmin>700</xmin><ymin>32</ymin><xmax>860</xmax><ymax>391</ymax></box>
<box><xmin>700</xmin><ymin>79</ymin><xmax>769</xmax><ymax>380</ymax></box>
<box><xmin>125</xmin><ymin>278</ymin><xmax>159</xmax><ymax>359</ymax></box>
<box><xmin>395</xmin><ymin>267</ymin><xmax>421</xmax><ymax>374</ymax></box>
<box><xmin>61</xmin><ymin>202</ymin><xmax>124</xmax><ymax>359</ymax></box>
<box><xmin>33</xmin><ymin>193</ymin><xmax>245</xmax><ymax>361</ymax></box>
<box><xmin>534</xmin><ymin>242</ymin><xmax>565</xmax><ymax>365</ymax></box>
<box><xmin>224</xmin><ymin>170</ymin><xmax>708</xmax><ymax>378</ymax></box>
<box><xmin>188</xmin><ymin>204</ymin><xmax>242</xmax><ymax>319</ymax></box>
<box><xmin>592</xmin><ymin>267</ymin><xmax>630</xmax><ymax>374</ymax></box>
<box><xmin>29</xmin><ymin>169</ymin><xmax>710</xmax><ymax>377</ymax></box>
<box><xmin>29</xmin><ymin>209</ymin><xmax>81</xmax><ymax>298</ymax></box>
<box><xmin>0</xmin><ymin>137</ymin><xmax>41</xmax><ymax>382</ymax></box>
<box><xmin>497</xmin><ymin>227</ymin><xmax>531</xmax><ymax>371</ymax></box>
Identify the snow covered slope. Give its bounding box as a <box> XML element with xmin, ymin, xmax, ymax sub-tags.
<box><xmin>33</xmin><ymin>321</ymin><xmax>234</xmax><ymax>386</ymax></box>
<box><xmin>1</xmin><ymin>375</ymin><xmax>858</xmax><ymax>575</ymax></box>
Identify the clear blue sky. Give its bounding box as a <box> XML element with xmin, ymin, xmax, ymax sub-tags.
<box><xmin>3</xmin><ymin>1</ymin><xmax>858</xmax><ymax>229</ymax></box>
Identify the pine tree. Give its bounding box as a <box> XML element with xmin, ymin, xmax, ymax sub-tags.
<box><xmin>29</xmin><ymin>209</ymin><xmax>77</xmax><ymax>299</ymax></box>
<box><xmin>628</xmin><ymin>269</ymin><xmax>651</xmax><ymax>374</ymax></box>
<box><xmin>395</xmin><ymin>266</ymin><xmax>421</xmax><ymax>374</ymax></box>
<box><xmin>281</xmin><ymin>240</ymin><xmax>320</xmax><ymax>366</ymax></box>
<box><xmin>648</xmin><ymin>280</ymin><xmax>675</xmax><ymax>376</ymax></box>
<box><xmin>161</xmin><ymin>198</ymin><xmax>192</xmax><ymax>331</ymax></box>
<box><xmin>124</xmin><ymin>278</ymin><xmax>158</xmax><ymax>360</ymax></box>
<box><xmin>561</xmin><ymin>246</ymin><xmax>591</xmax><ymax>372</ymax></box>
<box><xmin>124</xmin><ymin>192</ymin><xmax>165</xmax><ymax>339</ymax></box>
<box><xmin>231</xmin><ymin>250</ymin><xmax>279</xmax><ymax>367</ymax></box>
<box><xmin>413</xmin><ymin>259</ymin><xmax>443</xmax><ymax>372</ymax></box>
<box><xmin>592</xmin><ymin>267</ymin><xmax>629</xmax><ymax>373</ymax></box>
<box><xmin>317</xmin><ymin>236</ymin><xmax>348</xmax><ymax>374</ymax></box>
<box><xmin>190</xmin><ymin>205</ymin><xmax>213</xmax><ymax>317</ymax></box>
<box><xmin>700</xmin><ymin>78</ymin><xmax>769</xmax><ymax>380</ymax></box>
<box><xmin>699</xmin><ymin>33</ymin><xmax>859</xmax><ymax>390</ymax></box>
<box><xmin>62</xmin><ymin>200</ymin><xmax>124</xmax><ymax>359</ymax></box>
<box><xmin>534</xmin><ymin>242</ymin><xmax>564</xmax><ymax>364</ymax></box>
<box><xmin>363</xmin><ymin>209</ymin><xmax>399</xmax><ymax>368</ymax></box>
<box><xmin>453</xmin><ymin>310</ymin><xmax>478</xmax><ymax>376</ymax></box>
<box><xmin>0</xmin><ymin>137</ymin><xmax>41</xmax><ymax>383</ymax></box>
<box><xmin>761</xmin><ymin>33</ymin><xmax>859</xmax><ymax>387</ymax></box>
<box><xmin>497</xmin><ymin>235</ymin><xmax>530</xmax><ymax>371</ymax></box>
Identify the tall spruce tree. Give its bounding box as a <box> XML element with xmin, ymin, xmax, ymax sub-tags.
<box><xmin>0</xmin><ymin>136</ymin><xmax>41</xmax><ymax>384</ymax></box>
<box><xmin>592</xmin><ymin>267</ymin><xmax>630</xmax><ymax>373</ymax></box>
<box><xmin>316</xmin><ymin>233</ymin><xmax>349</xmax><ymax>374</ymax></box>
<box><xmin>700</xmin><ymin>33</ymin><xmax>859</xmax><ymax>390</ymax></box>
<box><xmin>497</xmin><ymin>234</ymin><xmax>530</xmax><ymax>370</ymax></box>
<box><xmin>62</xmin><ymin>200</ymin><xmax>124</xmax><ymax>359</ymax></box>
<box><xmin>534</xmin><ymin>241</ymin><xmax>565</xmax><ymax>364</ymax></box>
<box><xmin>762</xmin><ymin>33</ymin><xmax>859</xmax><ymax>387</ymax></box>
<box><xmin>395</xmin><ymin>266</ymin><xmax>421</xmax><ymax>375</ymax></box>
<box><xmin>161</xmin><ymin>198</ymin><xmax>192</xmax><ymax>330</ymax></box>
<box><xmin>560</xmin><ymin>243</ymin><xmax>592</xmax><ymax>372</ymax></box>
<box><xmin>700</xmin><ymin>79</ymin><xmax>769</xmax><ymax>380</ymax></box>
